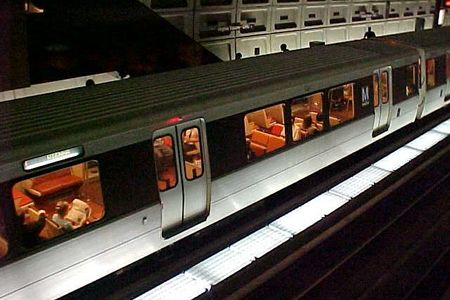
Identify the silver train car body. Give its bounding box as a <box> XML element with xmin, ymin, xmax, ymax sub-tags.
<box><xmin>0</xmin><ymin>28</ymin><xmax>449</xmax><ymax>299</ymax></box>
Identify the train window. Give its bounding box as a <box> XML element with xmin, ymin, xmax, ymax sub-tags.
<box><xmin>244</xmin><ymin>104</ymin><xmax>286</xmax><ymax>159</ymax></box>
<box><xmin>393</xmin><ymin>64</ymin><xmax>419</xmax><ymax>104</ymax></box>
<box><xmin>329</xmin><ymin>83</ymin><xmax>355</xmax><ymax>127</ymax></box>
<box><xmin>181</xmin><ymin>128</ymin><xmax>204</xmax><ymax>180</ymax></box>
<box><xmin>291</xmin><ymin>92</ymin><xmax>324</xmax><ymax>142</ymax></box>
<box><xmin>0</xmin><ymin>213</ymin><xmax>8</xmax><ymax>259</ymax></box>
<box><xmin>406</xmin><ymin>64</ymin><xmax>418</xmax><ymax>97</ymax></box>
<box><xmin>153</xmin><ymin>135</ymin><xmax>178</xmax><ymax>191</ymax></box>
<box><xmin>381</xmin><ymin>71</ymin><xmax>389</xmax><ymax>104</ymax></box>
<box><xmin>426</xmin><ymin>58</ymin><xmax>436</xmax><ymax>88</ymax></box>
<box><xmin>11</xmin><ymin>161</ymin><xmax>105</xmax><ymax>244</ymax></box>
<box><xmin>373</xmin><ymin>73</ymin><xmax>380</xmax><ymax>107</ymax></box>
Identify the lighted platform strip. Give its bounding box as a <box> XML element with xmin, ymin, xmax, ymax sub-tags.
<box><xmin>136</xmin><ymin>118</ymin><xmax>450</xmax><ymax>300</ymax></box>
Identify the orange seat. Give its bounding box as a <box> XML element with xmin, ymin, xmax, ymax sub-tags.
<box><xmin>270</xmin><ymin>123</ymin><xmax>284</xmax><ymax>136</ymax></box>
<box><xmin>267</xmin><ymin>135</ymin><xmax>285</xmax><ymax>152</ymax></box>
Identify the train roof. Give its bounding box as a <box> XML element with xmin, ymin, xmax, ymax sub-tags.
<box><xmin>382</xmin><ymin>27</ymin><xmax>450</xmax><ymax>55</ymax></box>
<box><xmin>0</xmin><ymin>34</ymin><xmax>428</xmax><ymax>176</ymax></box>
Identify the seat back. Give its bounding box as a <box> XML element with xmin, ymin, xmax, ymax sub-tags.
<box><xmin>66</xmin><ymin>199</ymin><xmax>91</xmax><ymax>226</ymax></box>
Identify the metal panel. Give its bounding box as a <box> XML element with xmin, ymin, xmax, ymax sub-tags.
<box><xmin>201</xmin><ymin>38</ymin><xmax>236</xmax><ymax>61</ymax></box>
<box><xmin>399</xmin><ymin>18</ymin><xmax>415</xmax><ymax>33</ymax></box>
<box><xmin>370</xmin><ymin>22</ymin><xmax>385</xmax><ymax>37</ymax></box>
<box><xmin>270</xmin><ymin>31</ymin><xmax>301</xmax><ymax>53</ymax></box>
<box><xmin>303</xmin><ymin>5</ymin><xmax>327</xmax><ymax>28</ymax></box>
<box><xmin>387</xmin><ymin>1</ymin><xmax>402</xmax><ymax>19</ymax></box>
<box><xmin>237</xmin><ymin>7</ymin><xmax>271</xmax><ymax>36</ymax></box>
<box><xmin>271</xmin><ymin>6</ymin><xmax>301</xmax><ymax>32</ymax></box>
<box><xmin>347</xmin><ymin>24</ymin><xmax>366</xmax><ymax>41</ymax></box>
<box><xmin>236</xmin><ymin>35</ymin><xmax>271</xmax><ymax>58</ymax></box>
<box><xmin>328</xmin><ymin>4</ymin><xmax>349</xmax><ymax>25</ymax></box>
<box><xmin>351</xmin><ymin>3</ymin><xmax>370</xmax><ymax>23</ymax></box>
<box><xmin>195</xmin><ymin>0</ymin><xmax>235</xmax><ymax>9</ymax></box>
<box><xmin>370</xmin><ymin>2</ymin><xmax>386</xmax><ymax>20</ymax></box>
<box><xmin>194</xmin><ymin>10</ymin><xmax>236</xmax><ymax>41</ymax></box>
<box><xmin>403</xmin><ymin>1</ymin><xmax>417</xmax><ymax>18</ymax></box>
<box><xmin>300</xmin><ymin>29</ymin><xmax>325</xmax><ymax>48</ymax></box>
<box><xmin>385</xmin><ymin>20</ymin><xmax>400</xmax><ymax>35</ymax></box>
<box><xmin>325</xmin><ymin>26</ymin><xmax>347</xmax><ymax>44</ymax></box>
<box><xmin>158</xmin><ymin>11</ymin><xmax>194</xmax><ymax>38</ymax></box>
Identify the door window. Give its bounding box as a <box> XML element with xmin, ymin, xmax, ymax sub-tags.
<box><xmin>373</xmin><ymin>73</ymin><xmax>380</xmax><ymax>107</ymax></box>
<box><xmin>426</xmin><ymin>58</ymin><xmax>436</xmax><ymax>88</ymax></box>
<box><xmin>381</xmin><ymin>71</ymin><xmax>389</xmax><ymax>104</ymax></box>
<box><xmin>153</xmin><ymin>135</ymin><xmax>178</xmax><ymax>191</ymax></box>
<box><xmin>181</xmin><ymin>128</ymin><xmax>204</xmax><ymax>180</ymax></box>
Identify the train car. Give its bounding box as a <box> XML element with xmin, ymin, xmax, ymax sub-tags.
<box><xmin>0</xmin><ymin>28</ymin><xmax>449</xmax><ymax>299</ymax></box>
<box><xmin>384</xmin><ymin>27</ymin><xmax>450</xmax><ymax>118</ymax></box>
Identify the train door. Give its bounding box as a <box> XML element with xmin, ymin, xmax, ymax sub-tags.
<box><xmin>152</xmin><ymin>119</ymin><xmax>211</xmax><ymax>237</ymax></box>
<box><xmin>372</xmin><ymin>67</ymin><xmax>393</xmax><ymax>137</ymax></box>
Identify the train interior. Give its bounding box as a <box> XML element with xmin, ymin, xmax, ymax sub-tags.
<box><xmin>328</xmin><ymin>83</ymin><xmax>355</xmax><ymax>125</ymax></box>
<box><xmin>11</xmin><ymin>161</ymin><xmax>105</xmax><ymax>243</ymax></box>
<box><xmin>245</xmin><ymin>104</ymin><xmax>286</xmax><ymax>158</ymax></box>
<box><xmin>291</xmin><ymin>92</ymin><xmax>325</xmax><ymax>142</ymax></box>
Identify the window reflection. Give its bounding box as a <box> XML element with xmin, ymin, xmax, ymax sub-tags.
<box><xmin>182</xmin><ymin>128</ymin><xmax>204</xmax><ymax>180</ymax></box>
<box><xmin>244</xmin><ymin>104</ymin><xmax>286</xmax><ymax>159</ymax></box>
<box><xmin>12</xmin><ymin>161</ymin><xmax>105</xmax><ymax>244</ymax></box>
<box><xmin>291</xmin><ymin>93</ymin><xmax>324</xmax><ymax>142</ymax></box>
<box><xmin>153</xmin><ymin>135</ymin><xmax>178</xmax><ymax>191</ymax></box>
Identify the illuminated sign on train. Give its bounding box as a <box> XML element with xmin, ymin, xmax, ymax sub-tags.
<box><xmin>23</xmin><ymin>146</ymin><xmax>84</xmax><ymax>171</ymax></box>
<box><xmin>361</xmin><ymin>86</ymin><xmax>370</xmax><ymax>107</ymax></box>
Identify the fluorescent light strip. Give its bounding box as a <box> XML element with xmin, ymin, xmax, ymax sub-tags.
<box><xmin>354</xmin><ymin>166</ymin><xmax>391</xmax><ymax>184</ymax></box>
<box><xmin>432</xmin><ymin>120</ymin><xmax>450</xmax><ymax>135</ymax></box>
<box><xmin>134</xmin><ymin>273</ymin><xmax>209</xmax><ymax>300</ymax></box>
<box><xmin>230</xmin><ymin>226</ymin><xmax>291</xmax><ymax>259</ymax></box>
<box><xmin>406</xmin><ymin>131</ymin><xmax>447</xmax><ymax>151</ymax></box>
<box><xmin>185</xmin><ymin>248</ymin><xmax>253</xmax><ymax>285</ymax></box>
<box><xmin>330</xmin><ymin>176</ymin><xmax>374</xmax><ymax>199</ymax></box>
<box><xmin>373</xmin><ymin>147</ymin><xmax>422</xmax><ymax>172</ymax></box>
<box><xmin>138</xmin><ymin>118</ymin><xmax>449</xmax><ymax>299</ymax></box>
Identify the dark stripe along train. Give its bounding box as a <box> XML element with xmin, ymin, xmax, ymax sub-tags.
<box><xmin>0</xmin><ymin>27</ymin><xmax>449</xmax><ymax>299</ymax></box>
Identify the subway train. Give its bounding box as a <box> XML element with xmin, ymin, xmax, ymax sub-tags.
<box><xmin>0</xmin><ymin>27</ymin><xmax>449</xmax><ymax>299</ymax></box>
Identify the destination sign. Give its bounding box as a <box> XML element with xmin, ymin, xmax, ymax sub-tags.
<box><xmin>23</xmin><ymin>146</ymin><xmax>84</xmax><ymax>171</ymax></box>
